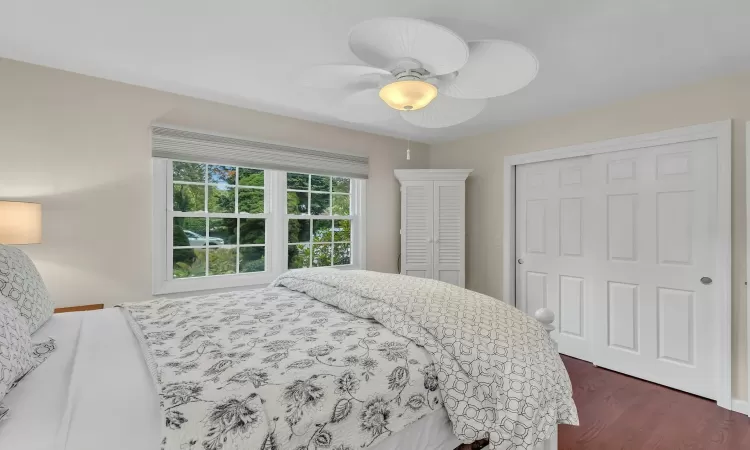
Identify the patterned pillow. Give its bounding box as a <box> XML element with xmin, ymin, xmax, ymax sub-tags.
<box><xmin>0</xmin><ymin>298</ymin><xmax>37</xmax><ymax>408</ymax></box>
<box><xmin>0</xmin><ymin>245</ymin><xmax>54</xmax><ymax>334</ymax></box>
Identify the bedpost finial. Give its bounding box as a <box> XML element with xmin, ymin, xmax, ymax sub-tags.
<box><xmin>534</xmin><ymin>308</ymin><xmax>555</xmax><ymax>334</ymax></box>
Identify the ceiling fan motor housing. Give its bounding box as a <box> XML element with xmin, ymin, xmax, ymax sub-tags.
<box><xmin>393</xmin><ymin>68</ymin><xmax>430</xmax><ymax>81</ymax></box>
<box><xmin>388</xmin><ymin>57</ymin><xmax>428</xmax><ymax>76</ymax></box>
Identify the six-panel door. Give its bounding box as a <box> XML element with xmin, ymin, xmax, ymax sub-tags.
<box><xmin>516</xmin><ymin>138</ymin><xmax>718</xmax><ymax>399</ymax></box>
<box><xmin>516</xmin><ymin>156</ymin><xmax>595</xmax><ymax>362</ymax></box>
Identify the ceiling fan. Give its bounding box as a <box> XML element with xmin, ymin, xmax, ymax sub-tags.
<box><xmin>298</xmin><ymin>17</ymin><xmax>539</xmax><ymax>129</ymax></box>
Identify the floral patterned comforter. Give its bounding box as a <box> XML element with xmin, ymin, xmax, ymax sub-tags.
<box><xmin>121</xmin><ymin>286</ymin><xmax>445</xmax><ymax>450</ymax></box>
<box><xmin>271</xmin><ymin>269</ymin><xmax>579</xmax><ymax>450</ymax></box>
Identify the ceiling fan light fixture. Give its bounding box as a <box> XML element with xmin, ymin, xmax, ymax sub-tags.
<box><xmin>300</xmin><ymin>18</ymin><xmax>539</xmax><ymax>128</ymax></box>
<box><xmin>378</xmin><ymin>80</ymin><xmax>437</xmax><ymax>111</ymax></box>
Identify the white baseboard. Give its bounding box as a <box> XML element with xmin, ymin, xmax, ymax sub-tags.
<box><xmin>731</xmin><ymin>398</ymin><xmax>749</xmax><ymax>415</ymax></box>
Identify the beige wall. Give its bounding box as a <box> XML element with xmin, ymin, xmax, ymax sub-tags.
<box><xmin>0</xmin><ymin>59</ymin><xmax>428</xmax><ymax>308</ymax></box>
<box><xmin>429</xmin><ymin>72</ymin><xmax>750</xmax><ymax>400</ymax></box>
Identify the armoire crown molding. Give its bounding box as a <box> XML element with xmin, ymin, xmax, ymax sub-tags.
<box><xmin>394</xmin><ymin>169</ymin><xmax>473</xmax><ymax>182</ymax></box>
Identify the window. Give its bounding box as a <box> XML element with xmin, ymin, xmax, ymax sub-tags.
<box><xmin>153</xmin><ymin>159</ymin><xmax>365</xmax><ymax>294</ymax></box>
<box><xmin>171</xmin><ymin>161</ymin><xmax>267</xmax><ymax>279</ymax></box>
<box><xmin>286</xmin><ymin>173</ymin><xmax>353</xmax><ymax>269</ymax></box>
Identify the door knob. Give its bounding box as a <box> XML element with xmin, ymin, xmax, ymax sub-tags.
<box><xmin>700</xmin><ymin>277</ymin><xmax>712</xmax><ymax>285</ymax></box>
<box><xmin>518</xmin><ymin>258</ymin><xmax>524</xmax><ymax>264</ymax></box>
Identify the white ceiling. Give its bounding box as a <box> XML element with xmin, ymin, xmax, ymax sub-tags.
<box><xmin>2</xmin><ymin>0</ymin><xmax>750</xmax><ymax>143</ymax></box>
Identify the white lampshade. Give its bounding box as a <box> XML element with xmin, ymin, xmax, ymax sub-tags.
<box><xmin>0</xmin><ymin>201</ymin><xmax>42</xmax><ymax>244</ymax></box>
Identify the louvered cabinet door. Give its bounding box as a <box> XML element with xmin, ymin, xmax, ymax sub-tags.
<box><xmin>401</xmin><ymin>182</ymin><xmax>434</xmax><ymax>279</ymax></box>
<box><xmin>433</xmin><ymin>181</ymin><xmax>464</xmax><ymax>286</ymax></box>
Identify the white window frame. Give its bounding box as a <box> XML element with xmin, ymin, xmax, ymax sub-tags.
<box><xmin>279</xmin><ymin>171</ymin><xmax>366</xmax><ymax>272</ymax></box>
<box><xmin>152</xmin><ymin>159</ymin><xmax>366</xmax><ymax>295</ymax></box>
<box><xmin>283</xmin><ymin>172</ymin><xmax>360</xmax><ymax>269</ymax></box>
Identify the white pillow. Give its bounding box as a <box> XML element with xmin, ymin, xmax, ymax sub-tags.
<box><xmin>0</xmin><ymin>245</ymin><xmax>54</xmax><ymax>334</ymax></box>
<box><xmin>0</xmin><ymin>298</ymin><xmax>37</xmax><ymax>407</ymax></box>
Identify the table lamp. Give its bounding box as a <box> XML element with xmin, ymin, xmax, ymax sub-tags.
<box><xmin>0</xmin><ymin>201</ymin><xmax>42</xmax><ymax>244</ymax></box>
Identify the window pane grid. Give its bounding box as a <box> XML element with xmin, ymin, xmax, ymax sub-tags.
<box><xmin>173</xmin><ymin>182</ymin><xmax>264</xmax><ymax>190</ymax></box>
<box><xmin>286</xmin><ymin>172</ymin><xmax>353</xmax><ymax>269</ymax></box>
<box><xmin>286</xmin><ymin>191</ymin><xmax>342</xmax><ymax>197</ymax></box>
<box><xmin>234</xmin><ymin>166</ymin><xmax>239</xmax><ymax>218</ymax></box>
<box><xmin>169</xmin><ymin>165</ymin><xmax>358</xmax><ymax>280</ymax></box>
<box><xmin>286</xmin><ymin>189</ymin><xmax>331</xmax><ymax>193</ymax></box>
<box><xmin>171</xmin><ymin>161</ymin><xmax>267</xmax><ymax>279</ymax></box>
<box><xmin>172</xmin><ymin>163</ymin><xmax>265</xmax><ymax>214</ymax></box>
<box><xmin>174</xmin><ymin>243</ymin><xmax>265</xmax><ymax>249</ymax></box>
<box><xmin>286</xmin><ymin>215</ymin><xmax>349</xmax><ymax>220</ymax></box>
<box><xmin>175</xmin><ymin>181</ymin><xmax>253</xmax><ymax>187</ymax></box>
<box><xmin>172</xmin><ymin>213</ymin><xmax>267</xmax><ymax>218</ymax></box>
<box><xmin>161</xmin><ymin>162</ymin><xmax>360</xmax><ymax>292</ymax></box>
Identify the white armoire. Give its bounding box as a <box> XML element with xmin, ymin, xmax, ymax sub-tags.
<box><xmin>394</xmin><ymin>169</ymin><xmax>472</xmax><ymax>287</ymax></box>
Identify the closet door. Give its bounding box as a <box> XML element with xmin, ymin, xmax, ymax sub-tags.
<box><xmin>515</xmin><ymin>140</ymin><xmax>719</xmax><ymax>399</ymax></box>
<box><xmin>401</xmin><ymin>181</ymin><xmax>434</xmax><ymax>279</ymax></box>
<box><xmin>515</xmin><ymin>157</ymin><xmax>595</xmax><ymax>362</ymax></box>
<box><xmin>589</xmin><ymin>141</ymin><xmax>718</xmax><ymax>399</ymax></box>
<box><xmin>433</xmin><ymin>181</ymin><xmax>464</xmax><ymax>286</ymax></box>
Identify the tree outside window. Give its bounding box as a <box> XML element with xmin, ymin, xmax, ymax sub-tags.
<box><xmin>286</xmin><ymin>173</ymin><xmax>352</xmax><ymax>269</ymax></box>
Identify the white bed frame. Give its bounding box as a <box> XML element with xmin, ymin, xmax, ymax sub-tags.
<box><xmin>534</xmin><ymin>308</ymin><xmax>559</xmax><ymax>450</ymax></box>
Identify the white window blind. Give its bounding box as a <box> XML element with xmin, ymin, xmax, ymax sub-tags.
<box><xmin>151</xmin><ymin>126</ymin><xmax>369</xmax><ymax>179</ymax></box>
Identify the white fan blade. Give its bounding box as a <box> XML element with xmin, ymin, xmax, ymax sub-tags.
<box><xmin>440</xmin><ymin>40</ymin><xmax>538</xmax><ymax>99</ymax></box>
<box><xmin>349</xmin><ymin>17</ymin><xmax>468</xmax><ymax>76</ymax></box>
<box><xmin>298</xmin><ymin>64</ymin><xmax>393</xmax><ymax>90</ymax></box>
<box><xmin>333</xmin><ymin>88</ymin><xmax>400</xmax><ymax>123</ymax></box>
<box><xmin>400</xmin><ymin>95</ymin><xmax>486</xmax><ymax>128</ymax></box>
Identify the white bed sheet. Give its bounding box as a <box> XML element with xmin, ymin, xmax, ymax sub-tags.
<box><xmin>0</xmin><ymin>308</ymin><xmax>462</xmax><ymax>450</ymax></box>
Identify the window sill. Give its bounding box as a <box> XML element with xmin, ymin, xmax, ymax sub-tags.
<box><xmin>153</xmin><ymin>265</ymin><xmax>364</xmax><ymax>296</ymax></box>
<box><xmin>153</xmin><ymin>272</ymin><xmax>277</xmax><ymax>295</ymax></box>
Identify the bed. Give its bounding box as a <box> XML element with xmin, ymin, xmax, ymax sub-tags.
<box><xmin>1</xmin><ymin>269</ymin><xmax>576</xmax><ymax>450</ymax></box>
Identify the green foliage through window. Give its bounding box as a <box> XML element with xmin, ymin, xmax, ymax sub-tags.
<box><xmin>286</xmin><ymin>172</ymin><xmax>352</xmax><ymax>269</ymax></box>
<box><xmin>171</xmin><ymin>161</ymin><xmax>266</xmax><ymax>279</ymax></box>
<box><xmin>169</xmin><ymin>164</ymin><xmax>356</xmax><ymax>279</ymax></box>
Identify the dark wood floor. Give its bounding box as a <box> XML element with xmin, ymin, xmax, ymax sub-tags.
<box><xmin>559</xmin><ymin>356</ymin><xmax>750</xmax><ymax>449</ymax></box>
